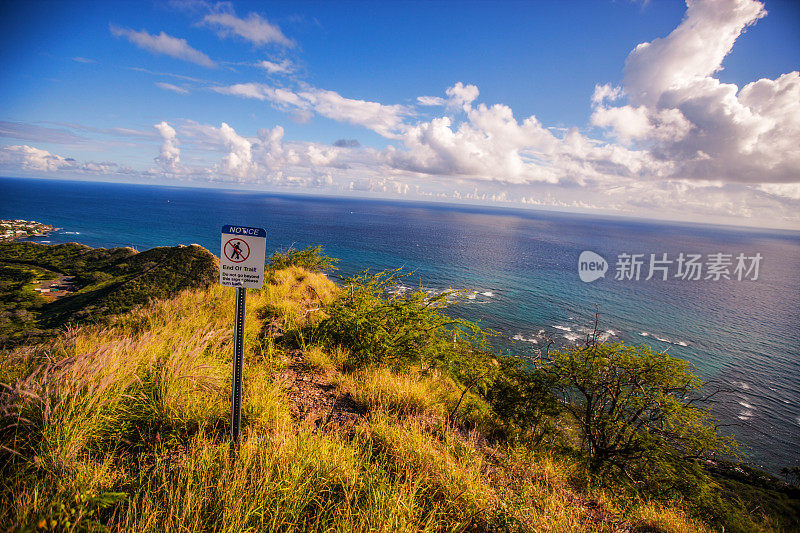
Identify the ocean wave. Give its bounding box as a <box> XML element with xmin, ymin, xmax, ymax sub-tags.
<box><xmin>63</xmin><ymin>231</ymin><xmax>80</xmax><ymax>234</ymax></box>
<box><xmin>552</xmin><ymin>325</ymin><xmax>572</xmax><ymax>332</ymax></box>
<box><xmin>563</xmin><ymin>332</ymin><xmax>581</xmax><ymax>342</ymax></box>
<box><xmin>388</xmin><ymin>283</ymin><xmax>413</xmax><ymax>296</ymax></box>
<box><xmin>639</xmin><ymin>331</ymin><xmax>688</xmax><ymax>347</ymax></box>
<box><xmin>738</xmin><ymin>400</ymin><xmax>754</xmax><ymax>409</ymax></box>
<box><xmin>481</xmin><ymin>291</ymin><xmax>493</xmax><ymax>297</ymax></box>
<box><xmin>512</xmin><ymin>334</ymin><xmax>539</xmax><ymax>344</ymax></box>
<box><xmin>731</xmin><ymin>381</ymin><xmax>751</xmax><ymax>390</ymax></box>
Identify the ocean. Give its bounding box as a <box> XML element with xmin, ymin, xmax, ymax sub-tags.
<box><xmin>2</xmin><ymin>176</ymin><xmax>798</xmax><ymax>475</ymax></box>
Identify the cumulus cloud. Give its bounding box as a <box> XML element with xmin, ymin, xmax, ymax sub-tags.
<box><xmin>175</xmin><ymin>121</ymin><xmax>344</xmax><ymax>181</ymax></box>
<box><xmin>590</xmin><ymin>0</ymin><xmax>799</xmax><ymax>184</ymax></box>
<box><xmin>445</xmin><ymin>82</ymin><xmax>480</xmax><ymax>110</ymax></box>
<box><xmin>154</xmin><ymin>121</ymin><xmax>181</xmax><ymax>172</ymax></box>
<box><xmin>384</xmin><ymin>83</ymin><xmax>661</xmax><ymax>186</ymax></box>
<box><xmin>591</xmin><ymin>83</ymin><xmax>623</xmax><ymax>105</ymax></box>
<box><xmin>217</xmin><ymin>123</ymin><xmax>256</xmax><ymax>177</ymax></box>
<box><xmin>0</xmin><ymin>145</ymin><xmax>125</xmax><ymax>175</ymax></box>
<box><xmin>155</xmin><ymin>82</ymin><xmax>190</xmax><ymax>94</ymax></box>
<box><xmin>0</xmin><ymin>145</ymin><xmax>70</xmax><ymax>171</ymax></box>
<box><xmin>384</xmin><ymin>101</ymin><xmax>559</xmax><ymax>183</ymax></box>
<box><xmin>110</xmin><ymin>25</ymin><xmax>215</xmax><ymax>67</ymax></box>
<box><xmin>202</xmin><ymin>10</ymin><xmax>293</xmax><ymax>47</ymax></box>
<box><xmin>417</xmin><ymin>82</ymin><xmax>480</xmax><ymax>111</ymax></box>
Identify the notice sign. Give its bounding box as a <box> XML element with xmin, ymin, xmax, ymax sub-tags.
<box><xmin>220</xmin><ymin>225</ymin><xmax>267</xmax><ymax>288</ymax></box>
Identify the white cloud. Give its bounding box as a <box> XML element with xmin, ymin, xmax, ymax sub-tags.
<box><xmin>155</xmin><ymin>82</ymin><xmax>190</xmax><ymax>94</ymax></box>
<box><xmin>624</xmin><ymin>0</ymin><xmax>765</xmax><ymax>106</ymax></box>
<box><xmin>154</xmin><ymin>121</ymin><xmax>181</xmax><ymax>172</ymax></box>
<box><xmin>0</xmin><ymin>145</ymin><xmax>126</xmax><ymax>175</ymax></box>
<box><xmin>297</xmin><ymin>88</ymin><xmax>410</xmax><ymax>138</ymax></box>
<box><xmin>213</xmin><ymin>83</ymin><xmax>411</xmax><ymax>137</ymax></box>
<box><xmin>202</xmin><ymin>10</ymin><xmax>293</xmax><ymax>47</ymax></box>
<box><xmin>445</xmin><ymin>82</ymin><xmax>479</xmax><ymax>110</ymax></box>
<box><xmin>591</xmin><ymin>83</ymin><xmax>623</xmax><ymax>105</ymax></box>
<box><xmin>110</xmin><ymin>25</ymin><xmax>215</xmax><ymax>67</ymax></box>
<box><xmin>0</xmin><ymin>145</ymin><xmax>69</xmax><ymax>171</ymax></box>
<box><xmin>257</xmin><ymin>59</ymin><xmax>294</xmax><ymax>75</ymax></box>
<box><xmin>175</xmin><ymin>121</ymin><xmax>344</xmax><ymax>181</ymax></box>
<box><xmin>417</xmin><ymin>96</ymin><xmax>446</xmax><ymax>106</ymax></box>
<box><xmin>591</xmin><ymin>0</ymin><xmax>799</xmax><ymax>184</ymax></box>
<box><xmin>217</xmin><ymin>123</ymin><xmax>256</xmax><ymax>177</ymax></box>
<box><xmin>417</xmin><ymin>82</ymin><xmax>480</xmax><ymax>111</ymax></box>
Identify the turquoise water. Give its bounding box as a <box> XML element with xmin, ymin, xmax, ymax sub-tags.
<box><xmin>2</xmin><ymin>176</ymin><xmax>798</xmax><ymax>474</ymax></box>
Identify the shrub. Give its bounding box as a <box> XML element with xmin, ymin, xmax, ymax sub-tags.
<box><xmin>315</xmin><ymin>269</ymin><xmax>493</xmax><ymax>373</ymax></box>
<box><xmin>267</xmin><ymin>245</ymin><xmax>339</xmax><ymax>273</ymax></box>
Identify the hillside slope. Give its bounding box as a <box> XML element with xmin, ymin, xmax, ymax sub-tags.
<box><xmin>0</xmin><ymin>242</ymin><xmax>218</xmax><ymax>345</ymax></box>
<box><xmin>1</xmin><ymin>262</ymin><xmax>719</xmax><ymax>533</ymax></box>
<box><xmin>0</xmin><ymin>247</ymin><xmax>796</xmax><ymax>532</ymax></box>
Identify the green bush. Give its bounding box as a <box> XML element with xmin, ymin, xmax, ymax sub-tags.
<box><xmin>267</xmin><ymin>245</ymin><xmax>339</xmax><ymax>273</ymax></box>
<box><xmin>315</xmin><ymin>269</ymin><xmax>490</xmax><ymax>371</ymax></box>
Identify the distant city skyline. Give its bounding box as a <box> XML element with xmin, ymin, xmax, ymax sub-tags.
<box><xmin>1</xmin><ymin>0</ymin><xmax>799</xmax><ymax>230</ymax></box>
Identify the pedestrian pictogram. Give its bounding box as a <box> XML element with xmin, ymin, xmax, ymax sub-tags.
<box><xmin>224</xmin><ymin>238</ymin><xmax>250</xmax><ymax>263</ymax></box>
<box><xmin>219</xmin><ymin>225</ymin><xmax>266</xmax><ymax>289</ymax></box>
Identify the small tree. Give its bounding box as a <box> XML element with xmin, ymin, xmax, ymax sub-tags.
<box><xmin>544</xmin><ymin>340</ymin><xmax>736</xmax><ymax>485</ymax></box>
<box><xmin>483</xmin><ymin>354</ymin><xmax>561</xmax><ymax>445</ymax></box>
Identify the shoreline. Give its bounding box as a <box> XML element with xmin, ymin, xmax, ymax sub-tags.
<box><xmin>0</xmin><ymin>219</ymin><xmax>57</xmax><ymax>242</ymax></box>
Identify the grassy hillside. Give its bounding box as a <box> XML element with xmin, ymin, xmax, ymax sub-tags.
<box><xmin>0</xmin><ymin>242</ymin><xmax>218</xmax><ymax>346</ymax></box>
<box><xmin>0</xmin><ymin>247</ymin><xmax>796</xmax><ymax>532</ymax></box>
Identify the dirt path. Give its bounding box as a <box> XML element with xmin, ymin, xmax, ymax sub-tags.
<box><xmin>276</xmin><ymin>349</ymin><xmax>367</xmax><ymax>433</ymax></box>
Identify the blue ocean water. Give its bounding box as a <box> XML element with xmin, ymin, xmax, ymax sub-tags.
<box><xmin>2</xmin><ymin>176</ymin><xmax>799</xmax><ymax>474</ymax></box>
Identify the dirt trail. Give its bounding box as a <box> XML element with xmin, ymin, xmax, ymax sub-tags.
<box><xmin>276</xmin><ymin>349</ymin><xmax>367</xmax><ymax>433</ymax></box>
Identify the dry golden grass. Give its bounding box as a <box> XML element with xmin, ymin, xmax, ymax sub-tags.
<box><xmin>0</xmin><ymin>266</ymin><xmax>726</xmax><ymax>532</ymax></box>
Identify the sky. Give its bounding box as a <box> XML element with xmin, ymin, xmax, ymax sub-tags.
<box><xmin>1</xmin><ymin>0</ymin><xmax>799</xmax><ymax>230</ymax></box>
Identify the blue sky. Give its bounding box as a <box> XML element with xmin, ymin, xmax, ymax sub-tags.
<box><xmin>1</xmin><ymin>0</ymin><xmax>799</xmax><ymax>229</ymax></box>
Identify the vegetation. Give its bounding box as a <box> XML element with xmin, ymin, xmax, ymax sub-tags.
<box><xmin>0</xmin><ymin>241</ymin><xmax>218</xmax><ymax>346</ymax></box>
<box><xmin>0</xmin><ymin>244</ymin><xmax>797</xmax><ymax>532</ymax></box>
<box><xmin>267</xmin><ymin>244</ymin><xmax>339</xmax><ymax>273</ymax></box>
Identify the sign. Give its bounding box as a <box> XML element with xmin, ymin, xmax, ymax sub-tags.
<box><xmin>219</xmin><ymin>224</ymin><xmax>266</xmax><ymax>455</ymax></box>
<box><xmin>220</xmin><ymin>225</ymin><xmax>267</xmax><ymax>288</ymax></box>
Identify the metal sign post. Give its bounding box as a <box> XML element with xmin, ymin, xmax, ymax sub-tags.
<box><xmin>220</xmin><ymin>225</ymin><xmax>267</xmax><ymax>454</ymax></box>
<box><xmin>230</xmin><ymin>286</ymin><xmax>246</xmax><ymax>448</ymax></box>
